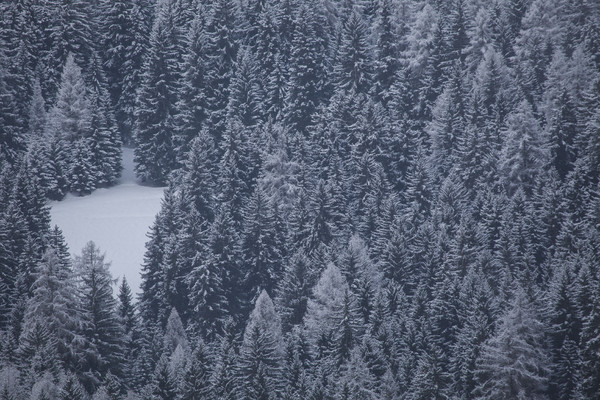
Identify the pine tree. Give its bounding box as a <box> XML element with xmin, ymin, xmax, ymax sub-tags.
<box><xmin>474</xmin><ymin>288</ymin><xmax>550</xmax><ymax>399</ymax></box>
<box><xmin>162</xmin><ymin>308</ymin><xmax>188</xmax><ymax>356</ymax></box>
<box><xmin>546</xmin><ymin>264</ymin><xmax>580</xmax><ymax>400</ymax></box>
<box><xmin>373</xmin><ymin>0</ymin><xmax>400</xmax><ymax>104</ymax></box>
<box><xmin>45</xmin><ymin>0</ymin><xmax>95</xmax><ymax>102</ymax></box>
<box><xmin>227</xmin><ymin>47</ymin><xmax>264</xmax><ymax>126</ymax></box>
<box><xmin>47</xmin><ymin>53</ymin><xmax>92</xmax><ymax>143</ymax></box>
<box><xmin>74</xmin><ymin>241</ymin><xmax>125</xmax><ymax>388</ymax></box>
<box><xmin>203</xmin><ymin>0</ymin><xmax>239</xmax><ymax>143</ymax></box>
<box><xmin>102</xmin><ymin>0</ymin><xmax>138</xmax><ymax>139</ymax></box>
<box><xmin>336</xmin><ymin>348</ymin><xmax>378</xmax><ymax>400</ymax></box>
<box><xmin>238</xmin><ymin>290</ymin><xmax>285</xmax><ymax>400</ymax></box>
<box><xmin>134</xmin><ymin>0</ymin><xmax>179</xmax><ymax>184</ymax></box>
<box><xmin>87</xmin><ymin>53</ymin><xmax>122</xmax><ymax>187</ymax></box>
<box><xmin>284</xmin><ymin>1</ymin><xmax>328</xmax><ymax>135</ymax></box>
<box><xmin>27</xmin><ymin>78</ymin><xmax>47</xmax><ymax>139</ymax></box>
<box><xmin>174</xmin><ymin>14</ymin><xmax>209</xmax><ymax>159</ymax></box>
<box><xmin>117</xmin><ymin>278</ymin><xmax>137</xmax><ymax>389</ymax></box>
<box><xmin>186</xmin><ymin>209</ymin><xmax>234</xmax><ymax>341</ymax></box>
<box><xmin>217</xmin><ymin>121</ymin><xmax>251</xmax><ymax>226</ymax></box>
<box><xmin>151</xmin><ymin>356</ymin><xmax>178</xmax><ymax>400</ymax></box>
<box><xmin>242</xmin><ymin>188</ymin><xmax>285</xmax><ymax>305</ymax></box>
<box><xmin>574</xmin><ymin>274</ymin><xmax>600</xmax><ymax>398</ymax></box>
<box><xmin>180</xmin><ymin>338</ymin><xmax>212</xmax><ymax>400</ymax></box>
<box><xmin>18</xmin><ymin>247</ymin><xmax>82</xmax><ymax>378</ymax></box>
<box><xmin>304</xmin><ymin>263</ymin><xmax>350</xmax><ymax>360</ymax></box>
<box><xmin>59</xmin><ymin>373</ymin><xmax>87</xmax><ymax>400</ymax></box>
<box><xmin>427</xmin><ymin>64</ymin><xmax>466</xmax><ymax>181</ymax></box>
<box><xmin>500</xmin><ymin>100</ymin><xmax>548</xmax><ymax>197</ymax></box>
<box><xmin>180</xmin><ymin>132</ymin><xmax>217</xmax><ymax>224</ymax></box>
<box><xmin>276</xmin><ymin>251</ymin><xmax>316</xmax><ymax>332</ymax></box>
<box><xmin>69</xmin><ymin>139</ymin><xmax>96</xmax><ymax>196</ymax></box>
<box><xmin>116</xmin><ymin>0</ymin><xmax>149</xmax><ymax>144</ymax></box>
<box><xmin>548</xmin><ymin>90</ymin><xmax>578</xmax><ymax>181</ymax></box>
<box><xmin>334</xmin><ymin>9</ymin><xmax>374</xmax><ymax>95</ymax></box>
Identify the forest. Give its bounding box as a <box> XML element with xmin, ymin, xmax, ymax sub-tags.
<box><xmin>1</xmin><ymin>0</ymin><xmax>600</xmax><ymax>399</ymax></box>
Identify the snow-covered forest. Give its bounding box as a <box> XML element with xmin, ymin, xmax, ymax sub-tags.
<box><xmin>1</xmin><ymin>0</ymin><xmax>600</xmax><ymax>398</ymax></box>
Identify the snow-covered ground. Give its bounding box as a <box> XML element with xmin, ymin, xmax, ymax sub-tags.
<box><xmin>50</xmin><ymin>147</ymin><xmax>164</xmax><ymax>295</ymax></box>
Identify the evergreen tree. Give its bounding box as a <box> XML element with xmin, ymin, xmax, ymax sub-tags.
<box><xmin>276</xmin><ymin>251</ymin><xmax>315</xmax><ymax>332</ymax></box>
<box><xmin>173</xmin><ymin>14</ymin><xmax>208</xmax><ymax>159</ymax></box>
<box><xmin>242</xmin><ymin>188</ymin><xmax>285</xmax><ymax>304</ymax></box>
<box><xmin>69</xmin><ymin>139</ymin><xmax>96</xmax><ymax>196</ymax></box>
<box><xmin>203</xmin><ymin>0</ymin><xmax>239</xmax><ymax>143</ymax></box>
<box><xmin>548</xmin><ymin>90</ymin><xmax>579</xmax><ymax>181</ymax></box>
<box><xmin>47</xmin><ymin>53</ymin><xmax>92</xmax><ymax>143</ymax></box>
<box><xmin>574</xmin><ymin>274</ymin><xmax>600</xmax><ymax>398</ymax></box>
<box><xmin>284</xmin><ymin>2</ymin><xmax>328</xmax><ymax>135</ymax></box>
<box><xmin>333</xmin><ymin>9</ymin><xmax>374</xmax><ymax>95</ymax></box>
<box><xmin>474</xmin><ymin>288</ymin><xmax>550</xmax><ymax>399</ymax></box>
<box><xmin>151</xmin><ymin>356</ymin><xmax>178</xmax><ymax>400</ymax></box>
<box><xmin>18</xmin><ymin>247</ymin><xmax>82</xmax><ymax>379</ymax></box>
<box><xmin>74</xmin><ymin>241</ymin><xmax>124</xmax><ymax>388</ymax></box>
<box><xmin>59</xmin><ymin>373</ymin><xmax>87</xmax><ymax>400</ymax></box>
<box><xmin>186</xmin><ymin>209</ymin><xmax>235</xmax><ymax>341</ymax></box>
<box><xmin>304</xmin><ymin>263</ymin><xmax>350</xmax><ymax>360</ymax></box>
<box><xmin>180</xmin><ymin>339</ymin><xmax>212</xmax><ymax>400</ymax></box>
<box><xmin>227</xmin><ymin>47</ymin><xmax>264</xmax><ymax>126</ymax></box>
<box><xmin>500</xmin><ymin>100</ymin><xmax>548</xmax><ymax>197</ymax></box>
<box><xmin>134</xmin><ymin>0</ymin><xmax>179</xmax><ymax>184</ymax></box>
<box><xmin>238</xmin><ymin>291</ymin><xmax>285</xmax><ymax>400</ymax></box>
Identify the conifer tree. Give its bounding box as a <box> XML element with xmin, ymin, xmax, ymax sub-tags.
<box><xmin>59</xmin><ymin>373</ymin><xmax>87</xmax><ymax>400</ymax></box>
<box><xmin>74</xmin><ymin>241</ymin><xmax>124</xmax><ymax>387</ymax></box>
<box><xmin>180</xmin><ymin>339</ymin><xmax>212</xmax><ymax>400</ymax></box>
<box><xmin>474</xmin><ymin>288</ymin><xmax>550</xmax><ymax>399</ymax></box>
<box><xmin>173</xmin><ymin>13</ymin><xmax>209</xmax><ymax>159</ymax></box>
<box><xmin>134</xmin><ymin>0</ymin><xmax>179</xmax><ymax>184</ymax></box>
<box><xmin>242</xmin><ymin>188</ymin><xmax>285</xmax><ymax>304</ymax></box>
<box><xmin>203</xmin><ymin>0</ymin><xmax>239</xmax><ymax>143</ymax></box>
<box><xmin>151</xmin><ymin>356</ymin><xmax>178</xmax><ymax>400</ymax></box>
<box><xmin>500</xmin><ymin>100</ymin><xmax>548</xmax><ymax>197</ymax></box>
<box><xmin>19</xmin><ymin>247</ymin><xmax>82</xmax><ymax>379</ymax></box>
<box><xmin>284</xmin><ymin>2</ymin><xmax>328</xmax><ymax>134</ymax></box>
<box><xmin>276</xmin><ymin>251</ymin><xmax>315</xmax><ymax>332</ymax></box>
<box><xmin>47</xmin><ymin>53</ymin><xmax>92</xmax><ymax>143</ymax></box>
<box><xmin>334</xmin><ymin>9</ymin><xmax>374</xmax><ymax>95</ymax></box>
<box><xmin>238</xmin><ymin>291</ymin><xmax>285</xmax><ymax>400</ymax></box>
<box><xmin>187</xmin><ymin>209</ymin><xmax>235</xmax><ymax>341</ymax></box>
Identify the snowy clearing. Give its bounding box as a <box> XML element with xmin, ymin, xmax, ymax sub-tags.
<box><xmin>50</xmin><ymin>147</ymin><xmax>164</xmax><ymax>294</ymax></box>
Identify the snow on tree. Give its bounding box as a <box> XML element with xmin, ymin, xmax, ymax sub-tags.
<box><xmin>500</xmin><ymin>99</ymin><xmax>549</xmax><ymax>197</ymax></box>
<box><xmin>474</xmin><ymin>288</ymin><xmax>550</xmax><ymax>399</ymax></box>
<box><xmin>74</xmin><ymin>241</ymin><xmax>124</xmax><ymax>389</ymax></box>
<box><xmin>47</xmin><ymin>53</ymin><xmax>92</xmax><ymax>143</ymax></box>
<box><xmin>163</xmin><ymin>308</ymin><xmax>189</xmax><ymax>356</ymax></box>
<box><xmin>134</xmin><ymin>0</ymin><xmax>179</xmax><ymax>184</ymax></box>
<box><xmin>18</xmin><ymin>247</ymin><xmax>82</xmax><ymax>380</ymax></box>
<box><xmin>238</xmin><ymin>290</ymin><xmax>284</xmax><ymax>400</ymax></box>
<box><xmin>304</xmin><ymin>263</ymin><xmax>351</xmax><ymax>357</ymax></box>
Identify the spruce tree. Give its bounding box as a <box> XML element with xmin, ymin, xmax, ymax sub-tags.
<box><xmin>334</xmin><ymin>9</ymin><xmax>374</xmax><ymax>95</ymax></box>
<box><xmin>238</xmin><ymin>291</ymin><xmax>284</xmax><ymax>400</ymax></box>
<box><xmin>474</xmin><ymin>288</ymin><xmax>550</xmax><ymax>399</ymax></box>
<box><xmin>180</xmin><ymin>339</ymin><xmax>212</xmax><ymax>400</ymax></box>
<box><xmin>74</xmin><ymin>241</ymin><xmax>125</xmax><ymax>388</ymax></box>
<box><xmin>134</xmin><ymin>0</ymin><xmax>179</xmax><ymax>184</ymax></box>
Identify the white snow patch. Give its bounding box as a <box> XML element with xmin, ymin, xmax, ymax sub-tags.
<box><xmin>50</xmin><ymin>147</ymin><xmax>165</xmax><ymax>295</ymax></box>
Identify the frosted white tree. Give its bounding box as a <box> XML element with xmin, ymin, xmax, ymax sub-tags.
<box><xmin>475</xmin><ymin>288</ymin><xmax>550</xmax><ymax>399</ymax></box>
<box><xmin>304</xmin><ymin>263</ymin><xmax>351</xmax><ymax>353</ymax></box>
<box><xmin>47</xmin><ymin>53</ymin><xmax>92</xmax><ymax>142</ymax></box>
<box><xmin>238</xmin><ymin>290</ymin><xmax>284</xmax><ymax>400</ymax></box>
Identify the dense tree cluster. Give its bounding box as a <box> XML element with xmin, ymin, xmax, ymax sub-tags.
<box><xmin>2</xmin><ymin>0</ymin><xmax>600</xmax><ymax>399</ymax></box>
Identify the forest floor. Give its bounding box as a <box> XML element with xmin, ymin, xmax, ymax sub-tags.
<box><xmin>50</xmin><ymin>147</ymin><xmax>165</xmax><ymax>294</ymax></box>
